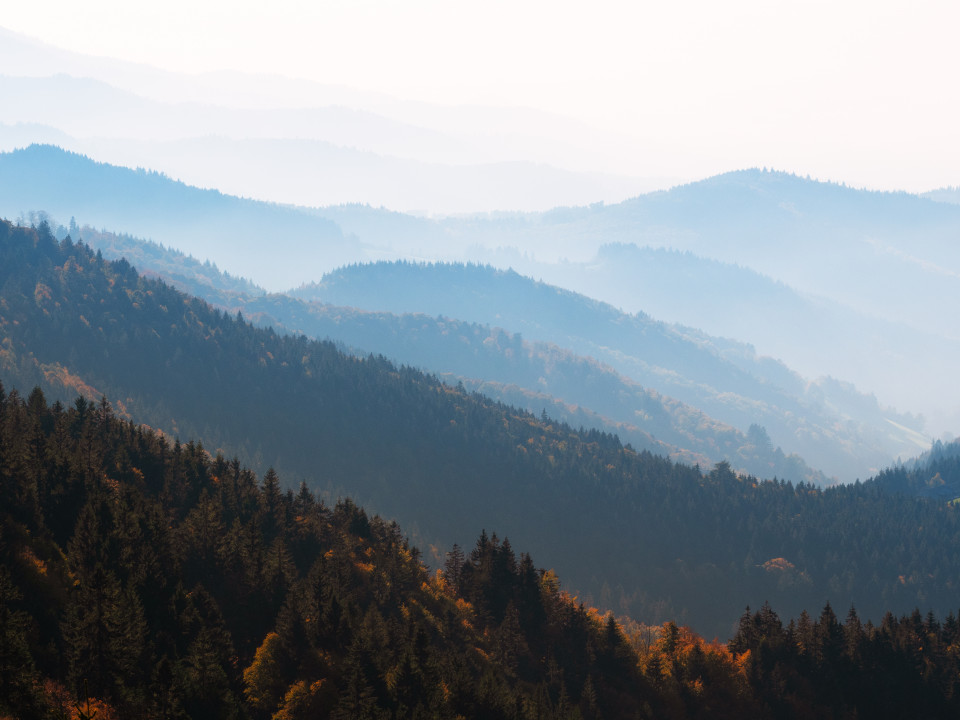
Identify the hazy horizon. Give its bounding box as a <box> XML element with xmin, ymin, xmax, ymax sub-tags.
<box><xmin>3</xmin><ymin>0</ymin><xmax>960</xmax><ymax>199</ymax></box>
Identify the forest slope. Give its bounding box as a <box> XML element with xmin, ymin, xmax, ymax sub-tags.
<box><xmin>79</xmin><ymin>223</ymin><xmax>821</xmax><ymax>483</ymax></box>
<box><xmin>3</xmin><ymin>220</ymin><xmax>960</xmax><ymax>639</ymax></box>
<box><xmin>294</xmin><ymin>262</ymin><xmax>921</xmax><ymax>480</ymax></box>
<box><xmin>4</xmin><ymin>387</ymin><xmax>960</xmax><ymax>719</ymax></box>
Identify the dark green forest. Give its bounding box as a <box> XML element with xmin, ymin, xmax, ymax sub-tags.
<box><xmin>2</xmin><ymin>219</ymin><xmax>960</xmax><ymax>642</ymax></box>
<box><xmin>4</xmin><ymin>386</ymin><xmax>960</xmax><ymax>718</ymax></box>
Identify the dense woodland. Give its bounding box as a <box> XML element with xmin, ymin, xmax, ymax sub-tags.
<box><xmin>3</xmin><ymin>386</ymin><xmax>960</xmax><ymax>719</ymax></box>
<box><xmin>872</xmin><ymin>438</ymin><xmax>960</xmax><ymax>501</ymax></box>
<box><xmin>3</xmin><ymin>219</ymin><xmax>960</xmax><ymax>642</ymax></box>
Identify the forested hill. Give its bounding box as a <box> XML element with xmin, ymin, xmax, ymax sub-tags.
<box><xmin>5</xmin><ymin>388</ymin><xmax>960</xmax><ymax>719</ymax></box>
<box><xmin>79</xmin><ymin>223</ymin><xmax>822</xmax><ymax>482</ymax></box>
<box><xmin>4</xmin><ymin>218</ymin><xmax>960</xmax><ymax>639</ymax></box>
<box><xmin>294</xmin><ymin>261</ymin><xmax>919</xmax><ymax>480</ymax></box>
<box><xmin>872</xmin><ymin>439</ymin><xmax>960</xmax><ymax>500</ymax></box>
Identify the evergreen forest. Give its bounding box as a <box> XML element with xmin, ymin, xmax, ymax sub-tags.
<box><xmin>4</xmin><ymin>219</ymin><xmax>960</xmax><ymax>717</ymax></box>
<box><xmin>3</xmin><ymin>385</ymin><xmax>960</xmax><ymax>719</ymax></box>
<box><xmin>2</xmin><ymin>219</ymin><xmax>960</xmax><ymax>638</ymax></box>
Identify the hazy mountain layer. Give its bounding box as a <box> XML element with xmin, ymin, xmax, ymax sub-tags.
<box><xmin>318</xmin><ymin>172</ymin><xmax>960</xmax><ymax>432</ymax></box>
<box><xmin>517</xmin><ymin>244</ymin><xmax>960</xmax><ymax>435</ymax></box>
<box><xmin>3</xmin><ymin>145</ymin><xmax>955</xmax><ymax>441</ymax></box>
<box><xmin>74</xmin><ymin>224</ymin><xmax>819</xmax><ymax>482</ymax></box>
<box><xmin>294</xmin><ymin>261</ymin><xmax>921</xmax><ymax>480</ymax></box>
<box><xmin>0</xmin><ymin>144</ymin><xmax>358</xmax><ymax>289</ymax></box>
<box><xmin>0</xmin><ymin>59</ymin><xmax>659</xmax><ymax>213</ymax></box>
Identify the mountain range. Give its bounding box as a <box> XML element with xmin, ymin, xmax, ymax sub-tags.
<box><xmin>67</xmin><ymin>214</ymin><xmax>908</xmax><ymax>483</ymax></box>
<box><xmin>0</xmin><ymin>145</ymin><xmax>941</xmax><ymax>481</ymax></box>
<box><xmin>4</xmin><ymin>219</ymin><xmax>960</xmax><ymax>642</ymax></box>
<box><xmin>2</xmin><ymin>141</ymin><xmax>958</xmax><ymax>444</ymax></box>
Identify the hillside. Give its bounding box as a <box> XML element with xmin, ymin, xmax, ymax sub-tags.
<box><xmin>4</xmin><ymin>386</ymin><xmax>960</xmax><ymax>719</ymax></box>
<box><xmin>77</xmin><ymin>223</ymin><xmax>821</xmax><ymax>482</ymax></box>
<box><xmin>319</xmin><ymin>171</ymin><xmax>960</xmax><ymax>432</ymax></box>
<box><xmin>516</xmin><ymin>243</ymin><xmax>958</xmax><ymax>420</ymax></box>
<box><xmin>293</xmin><ymin>261</ymin><xmax>921</xmax><ymax>480</ymax></box>
<box><xmin>4</xmin><ymin>219</ymin><xmax>960</xmax><ymax>640</ymax></box>
<box><xmin>0</xmin><ymin>144</ymin><xmax>359</xmax><ymax>289</ymax></box>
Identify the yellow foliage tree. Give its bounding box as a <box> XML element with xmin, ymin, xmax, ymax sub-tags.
<box><xmin>271</xmin><ymin>679</ymin><xmax>336</xmax><ymax>720</ymax></box>
<box><xmin>243</xmin><ymin>632</ymin><xmax>288</xmax><ymax>714</ymax></box>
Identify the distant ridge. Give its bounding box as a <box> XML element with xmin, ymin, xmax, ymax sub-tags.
<box><xmin>0</xmin><ymin>144</ymin><xmax>358</xmax><ymax>289</ymax></box>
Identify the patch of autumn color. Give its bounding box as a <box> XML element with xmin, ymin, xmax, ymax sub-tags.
<box><xmin>243</xmin><ymin>632</ymin><xmax>287</xmax><ymax>714</ymax></box>
<box><xmin>585</xmin><ymin>606</ymin><xmax>606</xmax><ymax>623</ymax></box>
<box><xmin>762</xmin><ymin>557</ymin><xmax>795</xmax><ymax>572</ymax></box>
<box><xmin>429</xmin><ymin>569</ymin><xmax>448</xmax><ymax>596</ymax></box>
<box><xmin>385</xmin><ymin>666</ymin><xmax>400</xmax><ymax>692</ymax></box>
<box><xmin>272</xmin><ymin>679</ymin><xmax>336</xmax><ymax>720</ymax></box>
<box><xmin>735</xmin><ymin>649</ymin><xmax>751</xmax><ymax>673</ymax></box>
<box><xmin>103</xmin><ymin>474</ymin><xmax>121</xmax><ymax>497</ymax></box>
<box><xmin>41</xmin><ymin>363</ymin><xmax>101</xmax><ymax>402</ymax></box>
<box><xmin>455</xmin><ymin>597</ymin><xmax>475</xmax><ymax>630</ymax></box>
<box><xmin>34</xmin><ymin>282</ymin><xmax>53</xmax><ymax>306</ymax></box>
<box><xmin>20</xmin><ymin>546</ymin><xmax>47</xmax><ymax>576</ymax></box>
<box><xmin>113</xmin><ymin>400</ymin><xmax>130</xmax><ymax>419</ymax></box>
<box><xmin>642</xmin><ymin>622</ymin><xmax>751</xmax><ymax>700</ymax></box>
<box><xmin>51</xmin><ymin>691</ymin><xmax>119</xmax><ymax>720</ymax></box>
<box><xmin>355</xmin><ymin>561</ymin><xmax>375</xmax><ymax>573</ymax></box>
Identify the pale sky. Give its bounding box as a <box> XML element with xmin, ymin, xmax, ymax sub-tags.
<box><xmin>3</xmin><ymin>0</ymin><xmax>960</xmax><ymax>191</ymax></box>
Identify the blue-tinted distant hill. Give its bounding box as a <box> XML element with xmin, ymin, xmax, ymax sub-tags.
<box><xmin>321</xmin><ymin>169</ymin><xmax>960</xmax><ymax>337</ymax></box>
<box><xmin>316</xmin><ymin>172</ymin><xmax>960</xmax><ymax>434</ymax></box>
<box><xmin>4</xmin><ymin>145</ymin><xmax>955</xmax><ymax>439</ymax></box>
<box><xmin>0</xmin><ymin>144</ymin><xmax>361</xmax><ymax>289</ymax></box>
<box><xmin>523</xmin><ymin>243</ymin><xmax>960</xmax><ymax>428</ymax></box>
<box><xmin>923</xmin><ymin>186</ymin><xmax>960</xmax><ymax>205</ymax></box>
<box><xmin>292</xmin><ymin>261</ymin><xmax>925</xmax><ymax>479</ymax></box>
<box><xmin>73</xmin><ymin>224</ymin><xmax>821</xmax><ymax>482</ymax></box>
